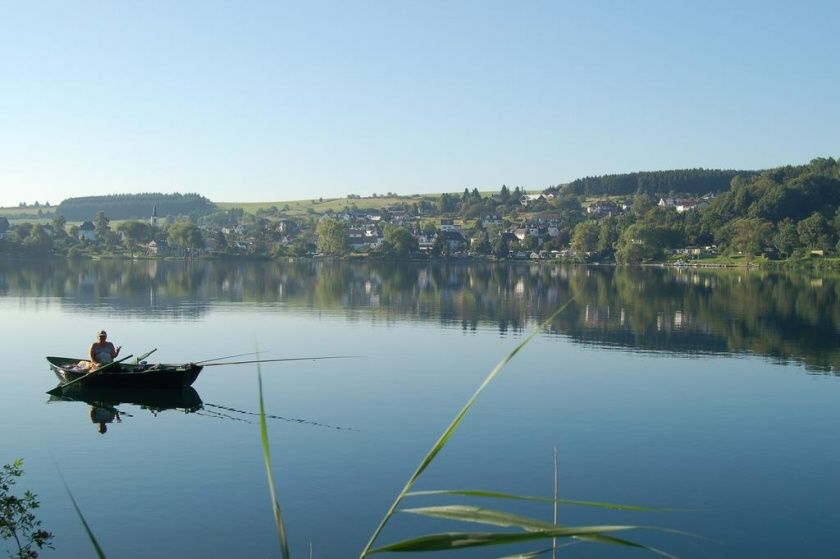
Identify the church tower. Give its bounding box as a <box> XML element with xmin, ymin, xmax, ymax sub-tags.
<box><xmin>150</xmin><ymin>204</ymin><xmax>159</xmax><ymax>228</ymax></box>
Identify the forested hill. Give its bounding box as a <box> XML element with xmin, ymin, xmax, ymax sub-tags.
<box><xmin>57</xmin><ymin>193</ymin><xmax>216</xmax><ymax>221</ymax></box>
<box><xmin>564</xmin><ymin>168</ymin><xmax>759</xmax><ymax>196</ymax></box>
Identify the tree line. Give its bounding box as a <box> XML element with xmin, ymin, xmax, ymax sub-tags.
<box><xmin>56</xmin><ymin>193</ymin><xmax>215</xmax><ymax>221</ymax></box>
<box><xmin>563</xmin><ymin>168</ymin><xmax>758</xmax><ymax>196</ymax></box>
<box><xmin>3</xmin><ymin>157</ymin><xmax>840</xmax><ymax>264</ymax></box>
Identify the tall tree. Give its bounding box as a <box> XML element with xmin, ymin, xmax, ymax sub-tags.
<box><xmin>438</xmin><ymin>193</ymin><xmax>457</xmax><ymax>213</ymax></box>
<box><xmin>167</xmin><ymin>222</ymin><xmax>204</xmax><ymax>255</ymax></box>
<box><xmin>773</xmin><ymin>218</ymin><xmax>799</xmax><ymax>257</ymax></box>
<box><xmin>571</xmin><ymin>221</ymin><xmax>600</xmax><ymax>256</ymax></box>
<box><xmin>379</xmin><ymin>224</ymin><xmax>418</xmax><ymax>258</ymax></box>
<box><xmin>499</xmin><ymin>185</ymin><xmax>510</xmax><ymax>202</ymax></box>
<box><xmin>117</xmin><ymin>221</ymin><xmax>151</xmax><ymax>256</ymax></box>
<box><xmin>51</xmin><ymin>214</ymin><xmax>67</xmax><ymax>237</ymax></box>
<box><xmin>22</xmin><ymin>224</ymin><xmax>53</xmax><ymax>254</ymax></box>
<box><xmin>315</xmin><ymin>217</ymin><xmax>349</xmax><ymax>256</ymax></box>
<box><xmin>716</xmin><ymin>218</ymin><xmax>773</xmax><ymax>259</ymax></box>
<box><xmin>797</xmin><ymin>212</ymin><xmax>831</xmax><ymax>250</ymax></box>
<box><xmin>93</xmin><ymin>211</ymin><xmax>110</xmax><ymax>238</ymax></box>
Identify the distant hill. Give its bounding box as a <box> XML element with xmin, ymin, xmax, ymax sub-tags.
<box><xmin>563</xmin><ymin>168</ymin><xmax>760</xmax><ymax>197</ymax></box>
<box><xmin>57</xmin><ymin>193</ymin><xmax>216</xmax><ymax>221</ymax></box>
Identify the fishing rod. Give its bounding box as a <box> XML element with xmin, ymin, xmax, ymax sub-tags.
<box><xmin>201</xmin><ymin>355</ymin><xmax>359</xmax><ymax>367</ymax></box>
<box><xmin>194</xmin><ymin>351</ymin><xmax>263</xmax><ymax>365</ymax></box>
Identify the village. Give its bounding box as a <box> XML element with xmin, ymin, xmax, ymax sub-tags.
<box><xmin>0</xmin><ymin>190</ymin><xmax>721</xmax><ymax>261</ymax></box>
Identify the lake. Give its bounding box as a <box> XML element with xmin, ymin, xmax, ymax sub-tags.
<box><xmin>2</xmin><ymin>258</ymin><xmax>839</xmax><ymax>558</ymax></box>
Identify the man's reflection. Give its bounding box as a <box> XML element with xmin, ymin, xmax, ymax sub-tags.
<box><xmin>89</xmin><ymin>403</ymin><xmax>121</xmax><ymax>434</ymax></box>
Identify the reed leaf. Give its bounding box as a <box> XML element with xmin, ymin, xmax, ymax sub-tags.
<box><xmin>499</xmin><ymin>545</ymin><xmax>579</xmax><ymax>559</ymax></box>
<box><xmin>359</xmin><ymin>301</ymin><xmax>574</xmax><ymax>557</ymax></box>
<box><xmin>258</xmin><ymin>362</ymin><xmax>290</xmax><ymax>559</ymax></box>
<box><xmin>498</xmin><ymin>549</ymin><xmax>551</xmax><ymax>559</ymax></box>
<box><xmin>56</xmin><ymin>469</ymin><xmax>107</xmax><ymax>559</ymax></box>
<box><xmin>572</xmin><ymin>533</ymin><xmax>679</xmax><ymax>559</ymax></box>
<box><xmin>401</xmin><ymin>505</ymin><xmax>556</xmax><ymax>531</ymax></box>
<box><xmin>405</xmin><ymin>489</ymin><xmax>667</xmax><ymax>511</ymax></box>
<box><xmin>403</xmin><ymin>505</ymin><xmax>696</xmax><ymax>546</ymax></box>
<box><xmin>368</xmin><ymin>525</ymin><xmax>639</xmax><ymax>553</ymax></box>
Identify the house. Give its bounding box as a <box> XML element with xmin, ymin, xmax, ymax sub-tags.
<box><xmin>659</xmin><ymin>197</ymin><xmax>709</xmax><ymax>213</ymax></box>
<box><xmin>347</xmin><ymin>226</ymin><xmax>383</xmax><ymax>251</ymax></box>
<box><xmin>78</xmin><ymin>221</ymin><xmax>97</xmax><ymax>242</ymax></box>
<box><xmin>438</xmin><ymin>230</ymin><xmax>466</xmax><ymax>251</ymax></box>
<box><xmin>675</xmin><ymin>199</ymin><xmax>710</xmax><ymax>213</ymax></box>
<box><xmin>587</xmin><ymin>200</ymin><xmax>620</xmax><ymax>216</ymax></box>
<box><xmin>347</xmin><ymin>227</ymin><xmax>366</xmax><ymax>251</ymax></box>
<box><xmin>520</xmin><ymin>194</ymin><xmax>545</xmax><ymax>206</ymax></box>
<box><xmin>498</xmin><ymin>231</ymin><xmax>518</xmax><ymax>245</ymax></box>
<box><xmin>416</xmin><ymin>234</ymin><xmax>436</xmax><ymax>254</ymax></box>
<box><xmin>147</xmin><ymin>239</ymin><xmax>171</xmax><ymax>256</ymax></box>
<box><xmin>224</xmin><ymin>224</ymin><xmax>248</xmax><ymax>237</ymax></box>
<box><xmin>276</xmin><ymin>220</ymin><xmax>298</xmax><ymax>234</ymax></box>
<box><xmin>439</xmin><ymin>219</ymin><xmax>460</xmax><ymax>233</ymax></box>
<box><xmin>481</xmin><ymin>214</ymin><xmax>503</xmax><ymax>228</ymax></box>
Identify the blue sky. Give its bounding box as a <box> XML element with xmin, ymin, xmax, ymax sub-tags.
<box><xmin>1</xmin><ymin>0</ymin><xmax>838</xmax><ymax>207</ymax></box>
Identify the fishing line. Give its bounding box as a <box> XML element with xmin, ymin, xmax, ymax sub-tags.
<box><xmin>204</xmin><ymin>403</ymin><xmax>358</xmax><ymax>432</ymax></box>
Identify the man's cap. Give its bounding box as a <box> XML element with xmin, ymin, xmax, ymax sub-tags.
<box><xmin>98</xmin><ymin>330</ymin><xmax>107</xmax><ymax>337</ymax></box>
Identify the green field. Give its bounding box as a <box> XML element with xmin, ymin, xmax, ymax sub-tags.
<box><xmin>0</xmin><ymin>206</ymin><xmax>57</xmax><ymax>220</ymax></box>
<box><xmin>216</xmin><ymin>194</ymin><xmax>440</xmax><ymax>216</ymax></box>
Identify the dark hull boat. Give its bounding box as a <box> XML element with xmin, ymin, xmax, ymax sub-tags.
<box><xmin>47</xmin><ymin>356</ymin><xmax>203</xmax><ymax>389</ymax></box>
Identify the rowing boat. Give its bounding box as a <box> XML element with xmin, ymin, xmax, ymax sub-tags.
<box><xmin>47</xmin><ymin>356</ymin><xmax>203</xmax><ymax>389</ymax></box>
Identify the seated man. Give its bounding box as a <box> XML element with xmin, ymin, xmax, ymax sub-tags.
<box><xmin>89</xmin><ymin>330</ymin><xmax>121</xmax><ymax>367</ymax></box>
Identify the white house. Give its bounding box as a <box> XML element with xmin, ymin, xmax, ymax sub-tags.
<box><xmin>78</xmin><ymin>221</ymin><xmax>97</xmax><ymax>242</ymax></box>
<box><xmin>440</xmin><ymin>219</ymin><xmax>460</xmax><ymax>233</ymax></box>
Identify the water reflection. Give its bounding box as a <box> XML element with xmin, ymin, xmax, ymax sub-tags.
<box><xmin>46</xmin><ymin>383</ymin><xmax>357</xmax><ymax>434</ymax></box>
<box><xmin>48</xmin><ymin>386</ymin><xmax>204</xmax><ymax>435</ymax></box>
<box><xmin>4</xmin><ymin>258</ymin><xmax>840</xmax><ymax>373</ymax></box>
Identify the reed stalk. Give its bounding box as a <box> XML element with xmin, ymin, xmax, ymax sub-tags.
<box><xmin>258</xmin><ymin>361</ymin><xmax>291</xmax><ymax>559</ymax></box>
<box><xmin>359</xmin><ymin>302</ymin><xmax>574</xmax><ymax>557</ymax></box>
<box><xmin>56</xmin><ymin>467</ymin><xmax>107</xmax><ymax>559</ymax></box>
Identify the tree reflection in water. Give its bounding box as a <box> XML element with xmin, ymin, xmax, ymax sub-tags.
<box><xmin>5</xmin><ymin>258</ymin><xmax>839</xmax><ymax>373</ymax></box>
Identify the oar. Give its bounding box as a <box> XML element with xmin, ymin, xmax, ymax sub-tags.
<box><xmin>194</xmin><ymin>351</ymin><xmax>262</xmax><ymax>365</ymax></box>
<box><xmin>202</xmin><ymin>356</ymin><xmax>358</xmax><ymax>367</ymax></box>
<box><xmin>48</xmin><ymin>354</ymin><xmax>135</xmax><ymax>394</ymax></box>
<box><xmin>135</xmin><ymin>348</ymin><xmax>157</xmax><ymax>363</ymax></box>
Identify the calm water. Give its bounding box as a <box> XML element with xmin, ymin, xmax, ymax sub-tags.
<box><xmin>2</xmin><ymin>259</ymin><xmax>840</xmax><ymax>558</ymax></box>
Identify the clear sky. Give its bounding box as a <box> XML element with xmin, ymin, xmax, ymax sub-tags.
<box><xmin>1</xmin><ymin>0</ymin><xmax>838</xmax><ymax>207</ymax></box>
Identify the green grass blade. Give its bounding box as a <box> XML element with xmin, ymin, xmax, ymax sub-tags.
<box><xmin>498</xmin><ymin>548</ymin><xmax>552</xmax><ymax>559</ymax></box>
<box><xmin>404</xmin><ymin>505</ymin><xmax>696</xmax><ymax>541</ymax></box>
<box><xmin>401</xmin><ymin>505</ymin><xmax>556</xmax><ymax>531</ymax></box>
<box><xmin>499</xmin><ymin>546</ymin><xmax>580</xmax><ymax>559</ymax></box>
<box><xmin>56</xmin><ymin>468</ymin><xmax>107</xmax><ymax>559</ymax></box>
<box><xmin>369</xmin><ymin>526</ymin><xmax>638</xmax><ymax>553</ymax></box>
<box><xmin>404</xmin><ymin>489</ymin><xmax>669</xmax><ymax>511</ymax></box>
<box><xmin>573</xmin><ymin>533</ymin><xmax>679</xmax><ymax>559</ymax></box>
<box><xmin>258</xmin><ymin>363</ymin><xmax>291</xmax><ymax>559</ymax></box>
<box><xmin>398</xmin><ymin>506</ymin><xmax>683</xmax><ymax>557</ymax></box>
<box><xmin>359</xmin><ymin>300</ymin><xmax>575</xmax><ymax>557</ymax></box>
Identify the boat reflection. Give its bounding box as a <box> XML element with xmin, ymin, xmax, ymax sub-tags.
<box><xmin>48</xmin><ymin>385</ymin><xmax>203</xmax><ymax>435</ymax></box>
<box><xmin>47</xmin><ymin>385</ymin><xmax>357</xmax><ymax>434</ymax></box>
